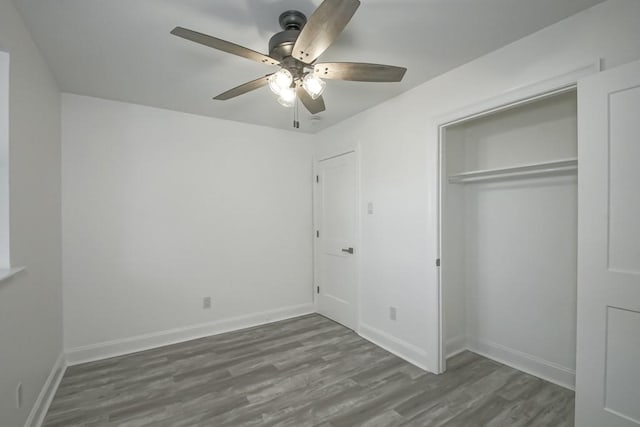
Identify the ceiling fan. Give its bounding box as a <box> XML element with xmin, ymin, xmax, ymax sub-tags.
<box><xmin>170</xmin><ymin>0</ymin><xmax>407</xmax><ymax>117</ymax></box>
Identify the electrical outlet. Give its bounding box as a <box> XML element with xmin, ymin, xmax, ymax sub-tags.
<box><xmin>389</xmin><ymin>306</ymin><xmax>397</xmax><ymax>321</ymax></box>
<box><xmin>16</xmin><ymin>382</ymin><xmax>22</xmax><ymax>409</ymax></box>
<box><xmin>203</xmin><ymin>297</ymin><xmax>211</xmax><ymax>309</ymax></box>
<box><xmin>367</xmin><ymin>202</ymin><xmax>374</xmax><ymax>215</ymax></box>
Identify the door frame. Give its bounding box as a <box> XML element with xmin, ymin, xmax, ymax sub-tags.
<box><xmin>312</xmin><ymin>147</ymin><xmax>362</xmax><ymax>331</ymax></box>
<box><xmin>433</xmin><ymin>62</ymin><xmax>600</xmax><ymax>375</ymax></box>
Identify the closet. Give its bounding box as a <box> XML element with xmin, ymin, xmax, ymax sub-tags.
<box><xmin>440</xmin><ymin>89</ymin><xmax>578</xmax><ymax>389</ymax></box>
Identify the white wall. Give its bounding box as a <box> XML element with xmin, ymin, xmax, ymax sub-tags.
<box><xmin>62</xmin><ymin>94</ymin><xmax>314</xmax><ymax>357</ymax></box>
<box><xmin>314</xmin><ymin>0</ymin><xmax>640</xmax><ymax>371</ymax></box>
<box><xmin>0</xmin><ymin>0</ymin><xmax>63</xmax><ymax>425</ymax></box>
<box><xmin>465</xmin><ymin>175</ymin><xmax>577</xmax><ymax>382</ymax></box>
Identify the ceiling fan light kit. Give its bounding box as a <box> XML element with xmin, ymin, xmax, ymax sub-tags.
<box><xmin>302</xmin><ymin>72</ymin><xmax>327</xmax><ymax>100</ymax></box>
<box><xmin>268</xmin><ymin>69</ymin><xmax>294</xmax><ymax>96</ymax></box>
<box><xmin>277</xmin><ymin>87</ymin><xmax>297</xmax><ymax>108</ymax></box>
<box><xmin>171</xmin><ymin>0</ymin><xmax>406</xmax><ymax>121</ymax></box>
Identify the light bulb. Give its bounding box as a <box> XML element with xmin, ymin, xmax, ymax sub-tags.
<box><xmin>268</xmin><ymin>69</ymin><xmax>293</xmax><ymax>95</ymax></box>
<box><xmin>302</xmin><ymin>73</ymin><xmax>326</xmax><ymax>100</ymax></box>
<box><xmin>277</xmin><ymin>87</ymin><xmax>296</xmax><ymax>108</ymax></box>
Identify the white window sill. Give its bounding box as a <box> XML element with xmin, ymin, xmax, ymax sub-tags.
<box><xmin>0</xmin><ymin>266</ymin><xmax>25</xmax><ymax>282</ymax></box>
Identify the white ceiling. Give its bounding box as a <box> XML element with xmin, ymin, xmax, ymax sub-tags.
<box><xmin>14</xmin><ymin>0</ymin><xmax>604</xmax><ymax>133</ymax></box>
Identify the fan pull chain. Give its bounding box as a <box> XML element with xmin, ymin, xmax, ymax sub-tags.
<box><xmin>293</xmin><ymin>91</ymin><xmax>300</xmax><ymax>129</ymax></box>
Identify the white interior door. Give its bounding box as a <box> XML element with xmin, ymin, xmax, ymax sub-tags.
<box><xmin>315</xmin><ymin>152</ymin><xmax>358</xmax><ymax>330</ymax></box>
<box><xmin>576</xmin><ymin>60</ymin><xmax>640</xmax><ymax>426</ymax></box>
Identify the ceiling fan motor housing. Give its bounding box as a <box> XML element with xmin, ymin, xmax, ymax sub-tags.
<box><xmin>269</xmin><ymin>10</ymin><xmax>307</xmax><ymax>62</ymax></box>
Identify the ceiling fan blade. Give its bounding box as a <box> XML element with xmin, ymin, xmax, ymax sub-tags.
<box><xmin>297</xmin><ymin>86</ymin><xmax>326</xmax><ymax>114</ymax></box>
<box><xmin>171</xmin><ymin>27</ymin><xmax>279</xmax><ymax>66</ymax></box>
<box><xmin>213</xmin><ymin>74</ymin><xmax>273</xmax><ymax>100</ymax></box>
<box><xmin>314</xmin><ymin>62</ymin><xmax>407</xmax><ymax>82</ymax></box>
<box><xmin>292</xmin><ymin>0</ymin><xmax>360</xmax><ymax>64</ymax></box>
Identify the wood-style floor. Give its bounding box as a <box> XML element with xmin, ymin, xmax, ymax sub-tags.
<box><xmin>44</xmin><ymin>314</ymin><xmax>574</xmax><ymax>426</ymax></box>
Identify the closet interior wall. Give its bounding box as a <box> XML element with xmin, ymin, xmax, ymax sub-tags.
<box><xmin>442</xmin><ymin>90</ymin><xmax>578</xmax><ymax>389</ymax></box>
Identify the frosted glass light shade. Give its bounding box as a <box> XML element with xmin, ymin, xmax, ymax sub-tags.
<box><xmin>302</xmin><ymin>73</ymin><xmax>326</xmax><ymax>100</ymax></box>
<box><xmin>268</xmin><ymin>69</ymin><xmax>293</xmax><ymax>95</ymax></box>
<box><xmin>277</xmin><ymin>87</ymin><xmax>296</xmax><ymax>107</ymax></box>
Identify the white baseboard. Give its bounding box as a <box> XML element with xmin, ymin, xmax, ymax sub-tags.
<box><xmin>25</xmin><ymin>353</ymin><xmax>67</xmax><ymax>427</ymax></box>
<box><xmin>446</xmin><ymin>335</ymin><xmax>467</xmax><ymax>359</ymax></box>
<box><xmin>66</xmin><ymin>303</ymin><xmax>315</xmax><ymax>365</ymax></box>
<box><xmin>358</xmin><ymin>322</ymin><xmax>431</xmax><ymax>372</ymax></box>
<box><xmin>466</xmin><ymin>337</ymin><xmax>575</xmax><ymax>390</ymax></box>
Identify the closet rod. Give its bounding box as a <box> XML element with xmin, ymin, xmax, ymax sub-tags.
<box><xmin>448</xmin><ymin>158</ymin><xmax>577</xmax><ymax>184</ymax></box>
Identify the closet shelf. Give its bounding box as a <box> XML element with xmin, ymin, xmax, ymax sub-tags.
<box><xmin>448</xmin><ymin>158</ymin><xmax>578</xmax><ymax>184</ymax></box>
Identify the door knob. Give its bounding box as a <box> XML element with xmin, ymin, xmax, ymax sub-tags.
<box><xmin>341</xmin><ymin>247</ymin><xmax>354</xmax><ymax>254</ymax></box>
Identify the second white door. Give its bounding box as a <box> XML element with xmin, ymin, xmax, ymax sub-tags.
<box><xmin>575</xmin><ymin>60</ymin><xmax>640</xmax><ymax>427</ymax></box>
<box><xmin>315</xmin><ymin>152</ymin><xmax>358</xmax><ymax>330</ymax></box>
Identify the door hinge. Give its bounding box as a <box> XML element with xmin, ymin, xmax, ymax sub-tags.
<box><xmin>316</xmin><ymin>230</ymin><xmax>319</xmax><ymax>238</ymax></box>
<box><xmin>316</xmin><ymin>175</ymin><xmax>319</xmax><ymax>183</ymax></box>
<box><xmin>316</xmin><ymin>286</ymin><xmax>320</xmax><ymax>294</ymax></box>
<box><xmin>436</xmin><ymin>258</ymin><xmax>441</xmax><ymax>267</ymax></box>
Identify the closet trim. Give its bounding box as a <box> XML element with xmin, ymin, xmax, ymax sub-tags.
<box><xmin>433</xmin><ymin>61</ymin><xmax>601</xmax><ymax>374</ymax></box>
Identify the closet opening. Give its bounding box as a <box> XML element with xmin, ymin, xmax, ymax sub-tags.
<box><xmin>439</xmin><ymin>88</ymin><xmax>578</xmax><ymax>390</ymax></box>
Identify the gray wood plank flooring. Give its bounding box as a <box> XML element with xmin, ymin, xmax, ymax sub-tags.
<box><xmin>44</xmin><ymin>314</ymin><xmax>574</xmax><ymax>426</ymax></box>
